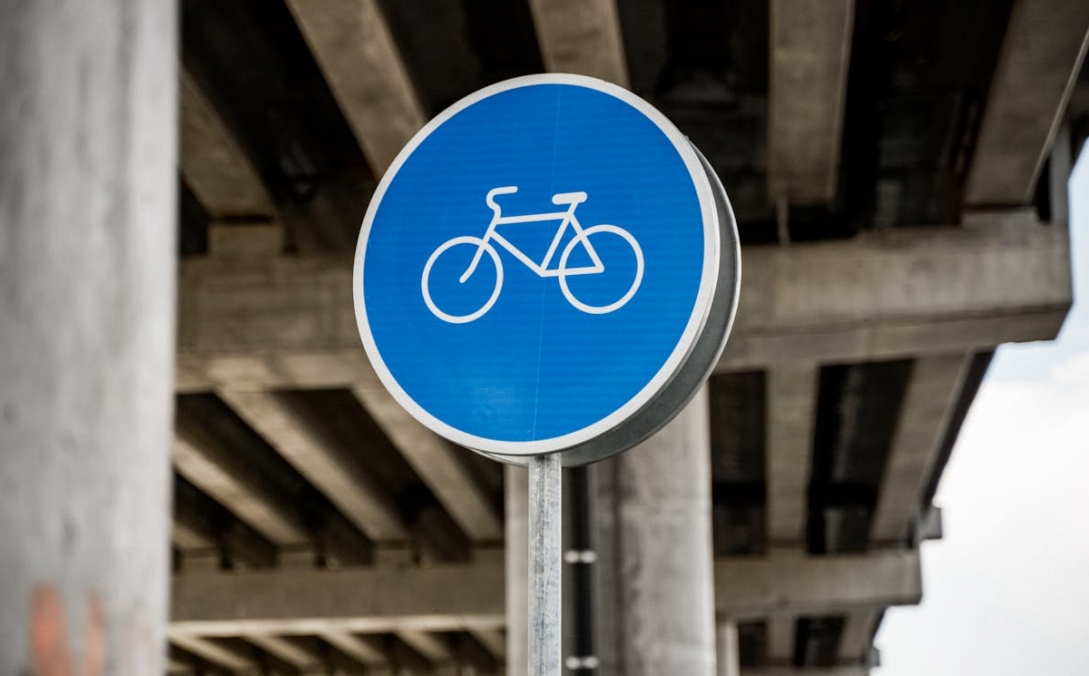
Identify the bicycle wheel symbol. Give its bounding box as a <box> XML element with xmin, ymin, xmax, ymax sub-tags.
<box><xmin>421</xmin><ymin>236</ymin><xmax>504</xmax><ymax>324</ymax></box>
<box><xmin>557</xmin><ymin>224</ymin><xmax>644</xmax><ymax>314</ymax></box>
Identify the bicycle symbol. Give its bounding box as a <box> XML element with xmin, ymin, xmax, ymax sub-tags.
<box><xmin>422</xmin><ymin>186</ymin><xmax>644</xmax><ymax>324</ymax></box>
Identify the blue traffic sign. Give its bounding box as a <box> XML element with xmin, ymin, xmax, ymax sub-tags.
<box><xmin>354</xmin><ymin>75</ymin><xmax>723</xmax><ymax>456</ymax></box>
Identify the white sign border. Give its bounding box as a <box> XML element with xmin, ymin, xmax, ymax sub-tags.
<box><xmin>354</xmin><ymin>73</ymin><xmax>719</xmax><ymax>456</ymax></box>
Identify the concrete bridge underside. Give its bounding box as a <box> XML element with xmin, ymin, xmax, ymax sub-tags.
<box><xmin>167</xmin><ymin>0</ymin><xmax>1088</xmax><ymax>674</ymax></box>
<box><xmin>4</xmin><ymin>0</ymin><xmax>1088</xmax><ymax>675</ymax></box>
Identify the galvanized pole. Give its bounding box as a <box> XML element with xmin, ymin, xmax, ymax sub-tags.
<box><xmin>0</xmin><ymin>0</ymin><xmax>177</xmax><ymax>674</ymax></box>
<box><xmin>528</xmin><ymin>453</ymin><xmax>562</xmax><ymax>676</ymax></box>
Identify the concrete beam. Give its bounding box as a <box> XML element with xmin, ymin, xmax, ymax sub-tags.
<box><xmin>768</xmin><ymin>0</ymin><xmax>854</xmax><ymax>203</ymax></box>
<box><xmin>352</xmin><ymin>386</ymin><xmax>502</xmax><ymax>542</ymax></box>
<box><xmin>397</xmin><ymin>630</ymin><xmax>453</xmax><ymax>664</ymax></box>
<box><xmin>470</xmin><ymin>628</ymin><xmax>507</xmax><ymax>660</ymax></box>
<box><xmin>175</xmin><ymin>220</ymin><xmax>1070</xmax><ymax>391</ymax></box>
<box><xmin>837</xmin><ymin>610</ymin><xmax>879</xmax><ymax>663</ymax></box>
<box><xmin>218</xmin><ymin>389</ymin><xmax>407</xmax><ymax>542</ymax></box>
<box><xmin>870</xmin><ymin>355</ymin><xmax>972</xmax><ymax>544</ymax></box>
<box><xmin>172</xmin><ymin>520</ymin><xmax>214</xmax><ymax>551</ymax></box>
<box><xmin>172</xmin><ymin>475</ymin><xmax>279</xmax><ymax>568</ymax></box>
<box><xmin>724</xmin><ymin>308</ymin><xmax>1065</xmax><ymax>372</ymax></box>
<box><xmin>714</xmin><ymin>550</ymin><xmax>922</xmax><ymax>619</ymax></box>
<box><xmin>208</xmin><ymin>222</ymin><xmax>285</xmax><ymax>258</ymax></box>
<box><xmin>246</xmin><ymin>634</ymin><xmax>321</xmax><ymax>671</ymax></box>
<box><xmin>173</xmin><ymin>427</ymin><xmax>310</xmax><ymax>546</ymax></box>
<box><xmin>721</xmin><ymin>219</ymin><xmax>1071</xmax><ymax>370</ymax></box>
<box><xmin>321</xmin><ymin>631</ymin><xmax>385</xmax><ymax>667</ymax></box>
<box><xmin>166</xmin><ymin>656</ymin><xmax>193</xmax><ymax>675</ymax></box>
<box><xmin>176</xmin><ymin>552</ymin><xmax>220</xmax><ymax>576</ymax></box>
<box><xmin>766</xmin><ymin>616</ymin><xmax>794</xmax><ymax>664</ymax></box>
<box><xmin>450</xmin><ymin>636</ymin><xmax>500</xmax><ymax>676</ymax></box>
<box><xmin>170</xmin><ymin>550</ymin><xmax>915</xmax><ymax>642</ymax></box>
<box><xmin>766</xmin><ymin>365</ymin><xmax>818</xmax><ymax>545</ymax></box>
<box><xmin>286</xmin><ymin>0</ymin><xmax>426</xmax><ymax>176</ymax></box>
<box><xmin>743</xmin><ymin>669</ymin><xmax>867</xmax><ymax>676</ymax></box>
<box><xmin>389</xmin><ymin>637</ymin><xmax>436</xmax><ymax>674</ymax></box>
<box><xmin>964</xmin><ymin>0</ymin><xmax>1089</xmax><ymax>206</ymax></box>
<box><xmin>179</xmin><ymin>68</ymin><xmax>274</xmax><ymax>218</ymax></box>
<box><xmin>528</xmin><ymin>0</ymin><xmax>629</xmax><ymax>86</ymax></box>
<box><xmin>170</xmin><ymin>635</ymin><xmax>256</xmax><ymax>672</ymax></box>
<box><xmin>170</xmin><ymin>561</ymin><xmax>506</xmax><ymax>636</ymax></box>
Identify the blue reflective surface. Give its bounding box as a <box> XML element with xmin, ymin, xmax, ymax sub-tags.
<box><xmin>362</xmin><ymin>82</ymin><xmax>707</xmax><ymax>443</ymax></box>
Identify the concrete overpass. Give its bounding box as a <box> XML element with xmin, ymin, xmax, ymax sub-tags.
<box><xmin>3</xmin><ymin>0</ymin><xmax>1088</xmax><ymax>675</ymax></box>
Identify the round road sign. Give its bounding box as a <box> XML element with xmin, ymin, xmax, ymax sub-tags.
<box><xmin>354</xmin><ymin>74</ymin><xmax>739</xmax><ymax>463</ymax></box>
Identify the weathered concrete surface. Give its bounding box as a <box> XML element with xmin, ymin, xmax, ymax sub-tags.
<box><xmin>218</xmin><ymin>389</ymin><xmax>408</xmax><ymax>542</ymax></box>
<box><xmin>766</xmin><ymin>365</ymin><xmax>818</xmax><ymax>545</ymax></box>
<box><xmin>614</xmin><ymin>388</ymin><xmax>717</xmax><ymax>676</ymax></box>
<box><xmin>173</xmin><ymin>423</ymin><xmax>311</xmax><ymax>546</ymax></box>
<box><xmin>529</xmin><ymin>0</ymin><xmax>629</xmax><ymax>86</ymax></box>
<box><xmin>768</xmin><ymin>0</ymin><xmax>854</xmax><ymax>203</ymax></box>
<box><xmin>870</xmin><ymin>354</ymin><xmax>972</xmax><ymax>544</ymax></box>
<box><xmin>286</xmin><ymin>0</ymin><xmax>426</xmax><ymax>176</ymax></box>
<box><xmin>179</xmin><ymin>69</ymin><xmax>274</xmax><ymax>219</ymax></box>
<box><xmin>715</xmin><ymin>550</ymin><xmax>922</xmax><ymax>619</ymax></box>
<box><xmin>167</xmin><ymin>547</ymin><xmax>919</xmax><ymax>640</ymax></box>
<box><xmin>743</xmin><ymin>669</ymin><xmax>868</xmax><ymax>676</ymax></box>
<box><xmin>765</xmin><ymin>616</ymin><xmax>794</xmax><ymax>664</ymax></box>
<box><xmin>837</xmin><ymin>610</ymin><xmax>880</xmax><ymax>663</ymax></box>
<box><xmin>170</xmin><ymin>561</ymin><xmax>506</xmax><ymax>636</ymax></box>
<box><xmin>0</xmin><ymin>0</ymin><xmax>177</xmax><ymax>674</ymax></box>
<box><xmin>723</xmin><ymin>219</ymin><xmax>1071</xmax><ymax>369</ymax></box>
<box><xmin>965</xmin><ymin>0</ymin><xmax>1089</xmax><ymax>206</ymax></box>
<box><xmin>352</xmin><ymin>385</ymin><xmax>502</xmax><ymax>542</ymax></box>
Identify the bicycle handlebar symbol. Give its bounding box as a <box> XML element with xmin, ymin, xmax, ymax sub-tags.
<box><xmin>422</xmin><ymin>186</ymin><xmax>645</xmax><ymax>323</ymax></box>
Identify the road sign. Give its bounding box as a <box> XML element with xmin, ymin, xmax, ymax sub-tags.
<box><xmin>354</xmin><ymin>74</ymin><xmax>739</xmax><ymax>462</ymax></box>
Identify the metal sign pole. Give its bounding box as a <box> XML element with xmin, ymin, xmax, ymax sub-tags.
<box><xmin>528</xmin><ymin>453</ymin><xmax>562</xmax><ymax>676</ymax></box>
<box><xmin>353</xmin><ymin>73</ymin><xmax>740</xmax><ymax>675</ymax></box>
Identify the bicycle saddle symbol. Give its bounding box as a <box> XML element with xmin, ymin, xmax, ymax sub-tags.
<box><xmin>422</xmin><ymin>186</ymin><xmax>645</xmax><ymax>324</ymax></box>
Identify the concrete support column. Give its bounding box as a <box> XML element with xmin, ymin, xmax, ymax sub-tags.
<box><xmin>507</xmin><ymin>465</ymin><xmax>529</xmax><ymax>676</ymax></box>
<box><xmin>767</xmin><ymin>616</ymin><xmax>795</xmax><ymax>665</ymax></box>
<box><xmin>716</xmin><ymin>619</ymin><xmax>740</xmax><ymax>676</ymax></box>
<box><xmin>0</xmin><ymin>1</ymin><xmax>177</xmax><ymax>674</ymax></box>
<box><xmin>609</xmin><ymin>386</ymin><xmax>718</xmax><ymax>676</ymax></box>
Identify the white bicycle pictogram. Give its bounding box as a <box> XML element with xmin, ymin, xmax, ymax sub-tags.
<box><xmin>422</xmin><ymin>186</ymin><xmax>645</xmax><ymax>324</ymax></box>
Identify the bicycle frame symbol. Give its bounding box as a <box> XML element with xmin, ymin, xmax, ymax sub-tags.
<box><xmin>422</xmin><ymin>186</ymin><xmax>645</xmax><ymax>323</ymax></box>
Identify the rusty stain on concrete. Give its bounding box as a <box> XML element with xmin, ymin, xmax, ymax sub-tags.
<box><xmin>29</xmin><ymin>585</ymin><xmax>105</xmax><ymax>676</ymax></box>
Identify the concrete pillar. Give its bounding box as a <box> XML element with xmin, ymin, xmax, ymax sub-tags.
<box><xmin>507</xmin><ymin>465</ymin><xmax>529</xmax><ymax>676</ymax></box>
<box><xmin>716</xmin><ymin>620</ymin><xmax>740</xmax><ymax>676</ymax></box>
<box><xmin>0</xmin><ymin>1</ymin><xmax>177</xmax><ymax>674</ymax></box>
<box><xmin>767</xmin><ymin>616</ymin><xmax>795</xmax><ymax>665</ymax></box>
<box><xmin>611</xmin><ymin>386</ymin><xmax>718</xmax><ymax>676</ymax></box>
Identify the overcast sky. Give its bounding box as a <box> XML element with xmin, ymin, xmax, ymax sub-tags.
<box><xmin>875</xmin><ymin>158</ymin><xmax>1089</xmax><ymax>673</ymax></box>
